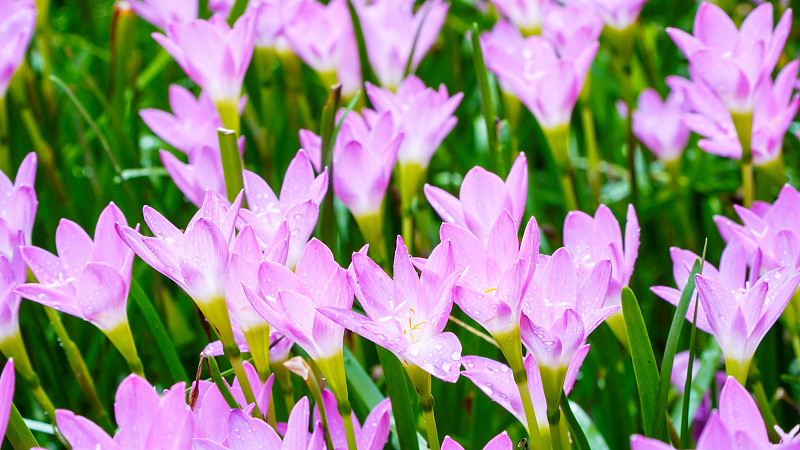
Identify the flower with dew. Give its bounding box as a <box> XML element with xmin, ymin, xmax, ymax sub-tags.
<box><xmin>565</xmin><ymin>0</ymin><xmax>647</xmax><ymax>32</ymax></box>
<box><xmin>667</xmin><ymin>2</ymin><xmax>791</xmax><ymax>115</ymax></box>
<box><xmin>313</xmin><ymin>391</ymin><xmax>392</xmax><ymax>450</ymax></box>
<box><xmin>631</xmin><ymin>377</ymin><xmax>800</xmax><ymax>450</ymax></box>
<box><xmin>632</xmin><ymin>88</ymin><xmax>691</xmax><ymax>163</ymax></box>
<box><xmin>713</xmin><ymin>184</ymin><xmax>800</xmax><ymax>273</ymax></box>
<box><xmin>357</xmin><ymin>0</ymin><xmax>449</xmax><ymax>89</ymax></box>
<box><xmin>239</xmin><ymin>149</ymin><xmax>328</xmax><ymax>270</ymax></box>
<box><xmin>0</xmin><ymin>0</ymin><xmax>36</xmax><ymax>98</ymax></box>
<box><xmin>160</xmin><ymin>143</ymin><xmax>242</xmax><ymax>208</ymax></box>
<box><xmin>488</xmin><ymin>0</ymin><xmax>549</xmax><ymax>35</ymax></box>
<box><xmin>301</xmin><ymin>110</ymin><xmax>403</xmax><ymax>262</ymax></box>
<box><xmin>667</xmin><ymin>62</ymin><xmax>800</xmax><ymax>167</ymax></box>
<box><xmin>57</xmin><ymin>374</ymin><xmax>195</xmax><ymax>449</ymax></box>
<box><xmin>695</xmin><ymin>259</ymin><xmax>800</xmax><ymax>384</ymax></box>
<box><xmin>562</xmin><ymin>204</ymin><xmax>639</xmax><ymax>344</ymax></box>
<box><xmin>425</xmin><ymin>153</ymin><xmax>527</xmax><ymax>246</ymax></box>
<box><xmin>442</xmin><ymin>431</ymin><xmax>513</xmax><ymax>450</ymax></box>
<box><xmin>242</xmin><ymin>238</ymin><xmax>359</xmax><ymax>448</ymax></box>
<box><xmin>152</xmin><ymin>13</ymin><xmax>255</xmax><ymax>129</ymax></box>
<box><xmin>129</xmin><ymin>0</ymin><xmax>197</xmax><ymax>30</ymax></box>
<box><xmin>365</xmin><ymin>76</ymin><xmax>462</xmax><ymax>208</ymax></box>
<box><xmin>520</xmin><ymin>247</ymin><xmax>614</xmax><ymax>435</ymax></box>
<box><xmin>317</xmin><ymin>236</ymin><xmax>460</xmax><ymax>450</ymax></box>
<box><xmin>17</xmin><ymin>203</ymin><xmax>144</xmax><ymax>376</ymax></box>
<box><xmin>462</xmin><ymin>352</ymin><xmax>585</xmax><ymax>438</ymax></box>
<box><xmin>283</xmin><ymin>0</ymin><xmax>361</xmax><ymax>96</ymax></box>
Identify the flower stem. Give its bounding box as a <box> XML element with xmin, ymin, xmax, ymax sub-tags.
<box><xmin>0</xmin><ymin>95</ymin><xmax>9</xmax><ymax>175</ymax></box>
<box><xmin>243</xmin><ymin>325</ymin><xmax>276</xmax><ymax>427</ymax></box>
<box><xmin>271</xmin><ymin>358</ymin><xmax>296</xmax><ymax>413</ymax></box>
<box><xmin>105</xmin><ymin>322</ymin><xmax>145</xmax><ymax>378</ymax></box>
<box><xmin>216</xmin><ymin>99</ymin><xmax>241</xmax><ymax>136</ymax></box>
<box><xmin>749</xmin><ymin>366</ymin><xmax>780</xmax><ymax>442</ymax></box>
<box><xmin>0</xmin><ymin>334</ymin><xmax>57</xmax><ymax>427</ymax></box>
<box><xmin>579</xmin><ymin>81</ymin><xmax>601</xmax><ymax>208</ymax></box>
<box><xmin>218</xmin><ymin>128</ymin><xmax>246</xmax><ymax>206</ymax></box>
<box><xmin>406</xmin><ymin>365</ymin><xmax>440</xmax><ymax>450</ymax></box>
<box><xmin>223</xmin><ymin>342</ymin><xmax>263</xmax><ymax>420</ymax></box>
<box><xmin>398</xmin><ymin>162</ymin><xmax>425</xmax><ymax>251</ymax></box>
<box><xmin>338</xmin><ymin>399</ymin><xmax>359</xmax><ymax>450</ymax></box>
<box><xmin>731</xmin><ymin>111</ymin><xmax>754</xmax><ymax>207</ymax></box>
<box><xmin>496</xmin><ymin>329</ymin><xmax>543</xmax><ymax>450</ymax></box>
<box><xmin>42</xmin><ymin>307</ymin><xmax>114</xmax><ymax>432</ymax></box>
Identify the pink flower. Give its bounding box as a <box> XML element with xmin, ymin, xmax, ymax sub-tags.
<box><xmin>632</xmin><ymin>88</ymin><xmax>691</xmax><ymax>162</ymax></box>
<box><xmin>318</xmin><ymin>236</ymin><xmax>462</xmax><ymax>382</ymax></box>
<box><xmin>249</xmin><ymin>0</ymin><xmax>308</xmax><ymax>53</ymax></box>
<box><xmin>153</xmin><ymin>14</ymin><xmax>255</xmax><ymax>104</ymax></box>
<box><xmin>17</xmin><ymin>203</ymin><xmax>135</xmax><ymax>335</ymax></box>
<box><xmin>563</xmin><ymin>204</ymin><xmax>639</xmax><ymax>310</ymax></box>
<box><xmin>129</xmin><ymin>0</ymin><xmax>197</xmax><ymax>30</ymax></box>
<box><xmin>139</xmin><ymin>85</ymin><xmax>226</xmax><ymax>155</ymax></box>
<box><xmin>667</xmin><ymin>2</ymin><xmax>792</xmax><ymax>114</ymax></box>
<box><xmin>480</xmin><ymin>21</ymin><xmax>527</xmax><ymax>95</ymax></box>
<box><xmin>444</xmin><ymin>213</ymin><xmax>539</xmax><ymax>337</ymax></box>
<box><xmin>358</xmin><ymin>0</ymin><xmax>449</xmax><ymax>88</ymax></box>
<box><xmin>243</xmin><ymin>239</ymin><xmax>353</xmax><ymax>363</ymax></box>
<box><xmin>283</xmin><ymin>0</ymin><xmax>361</xmax><ymax>96</ymax></box>
<box><xmin>488</xmin><ymin>0</ymin><xmax>549</xmax><ymax>35</ymax></box>
<box><xmin>481</xmin><ymin>32</ymin><xmax>596</xmax><ymax>130</ymax></box>
<box><xmin>714</xmin><ymin>184</ymin><xmax>800</xmax><ymax>272</ymax></box>
<box><xmin>632</xmin><ymin>377</ymin><xmax>800</xmax><ymax>450</ymax></box>
<box><xmin>160</xmin><ymin>146</ymin><xmax>230</xmax><ymax>208</ymax></box>
<box><xmin>462</xmin><ymin>352</ymin><xmax>585</xmax><ymax>432</ymax></box>
<box><xmin>366</xmin><ymin>76</ymin><xmax>462</xmax><ymax>169</ymax></box>
<box><xmin>521</xmin><ymin>248</ymin><xmax>615</xmax><ymax>372</ymax></box>
<box><xmin>542</xmin><ymin>3</ymin><xmax>604</xmax><ymax>60</ymax></box>
<box><xmin>442</xmin><ymin>431</ymin><xmax>512</xmax><ymax>450</ymax></box>
<box><xmin>313</xmin><ymin>391</ymin><xmax>392</xmax><ymax>450</ymax></box>
<box><xmin>0</xmin><ymin>359</ymin><xmax>13</xmax><ymax>439</ymax></box>
<box><xmin>425</xmin><ymin>153</ymin><xmax>527</xmax><ymax>245</ymax></box>
<box><xmin>695</xmin><ymin>261</ymin><xmax>800</xmax><ymax>382</ymax></box>
<box><xmin>568</xmin><ymin>0</ymin><xmax>647</xmax><ymax>31</ymax></box>
<box><xmin>239</xmin><ymin>150</ymin><xmax>328</xmax><ymax>270</ymax></box>
<box><xmin>57</xmin><ymin>375</ymin><xmax>195</xmax><ymax>449</ymax></box>
<box><xmin>0</xmin><ymin>0</ymin><xmax>36</xmax><ymax>98</ymax></box>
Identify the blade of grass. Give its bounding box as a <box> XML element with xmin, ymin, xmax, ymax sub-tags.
<box><xmin>469</xmin><ymin>23</ymin><xmax>503</xmax><ymax>176</ymax></box>
<box><xmin>130</xmin><ymin>280</ymin><xmax>189</xmax><ymax>382</ymax></box>
<box><xmin>207</xmin><ymin>356</ymin><xmax>241</xmax><ymax>410</ymax></box>
<box><xmin>620</xmin><ymin>286</ymin><xmax>659</xmax><ymax>437</ymax></box>
<box><xmin>561</xmin><ymin>395</ymin><xmax>591</xmax><ymax>450</ymax></box>
<box><xmin>345</xmin><ymin>0</ymin><xmax>377</xmax><ymax>86</ymax></box>
<box><xmin>317</xmin><ymin>86</ymin><xmax>342</xmax><ymax>261</ymax></box>
<box><xmin>680</xmin><ymin>297</ymin><xmax>700</xmax><ymax>448</ymax></box>
<box><xmin>651</xmin><ymin>257</ymin><xmax>704</xmax><ymax>439</ymax></box>
<box><xmin>376</xmin><ymin>346</ymin><xmax>420</xmax><ymax>450</ymax></box>
<box><xmin>218</xmin><ymin>128</ymin><xmax>246</xmax><ymax>205</ymax></box>
<box><xmin>7</xmin><ymin>404</ymin><xmax>39</xmax><ymax>450</ymax></box>
<box><xmin>403</xmin><ymin>1</ymin><xmax>433</xmax><ymax>78</ymax></box>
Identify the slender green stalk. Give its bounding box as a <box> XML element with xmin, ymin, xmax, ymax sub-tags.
<box><xmin>0</xmin><ymin>334</ymin><xmax>57</xmax><ymax>429</ymax></box>
<box><xmin>42</xmin><ymin>307</ymin><xmax>113</xmax><ymax>432</ymax></box>
<box><xmin>495</xmin><ymin>329</ymin><xmax>543</xmax><ymax>450</ymax></box>
<box><xmin>207</xmin><ymin>356</ymin><xmax>242</xmax><ymax>410</ymax></box>
<box><xmin>345</xmin><ymin>0</ymin><xmax>377</xmax><ymax>86</ymax></box>
<box><xmin>398</xmin><ymin>163</ymin><xmax>425</xmax><ymax>251</ymax></box>
<box><xmin>243</xmin><ymin>325</ymin><xmax>276</xmax><ymax>427</ymax></box>
<box><xmin>318</xmin><ymin>85</ymin><xmax>342</xmax><ymax>260</ymax></box>
<box><xmin>218</xmin><ymin>129</ymin><xmax>246</xmax><ymax>204</ymax></box>
<box><xmin>375</xmin><ymin>347</ymin><xmax>418</xmax><ymax>450</ymax></box>
<box><xmin>560</xmin><ymin>397</ymin><xmax>590</xmax><ymax>450</ymax></box>
<box><xmin>540</xmin><ymin>366</ymin><xmax>567</xmax><ymax>450</ymax></box>
<box><xmin>579</xmin><ymin>90</ymin><xmax>601</xmax><ymax>207</ymax></box>
<box><xmin>0</xmin><ymin>95</ymin><xmax>8</xmax><ymax>175</ymax></box>
<box><xmin>338</xmin><ymin>399</ymin><xmax>359</xmax><ymax>450</ymax></box>
<box><xmin>406</xmin><ymin>365</ymin><xmax>440</xmax><ymax>450</ymax></box>
<box><xmin>354</xmin><ymin>212</ymin><xmax>388</xmax><ymax>268</ymax></box>
<box><xmin>227</xmin><ymin>0</ymin><xmax>249</xmax><ymax>24</ymax></box>
<box><xmin>731</xmin><ymin>111</ymin><xmax>754</xmax><ymax>207</ymax></box>
<box><xmin>278</xmin><ymin>53</ymin><xmax>315</xmax><ymax>131</ymax></box>
<box><xmin>135</xmin><ymin>49</ymin><xmax>172</xmax><ymax>91</ymax></box>
<box><xmin>104</xmin><ymin>323</ymin><xmax>145</xmax><ymax>378</ymax></box>
<box><xmin>664</xmin><ymin>159</ymin><xmax>697</xmax><ymax>251</ymax></box>
<box><xmin>108</xmin><ymin>2</ymin><xmax>138</xmax><ymax>168</ymax></box>
<box><xmin>223</xmin><ymin>342</ymin><xmax>262</xmax><ymax>419</ymax></box>
<box><xmin>216</xmin><ymin>100</ymin><xmax>241</xmax><ymax>136</ymax></box>
<box><xmin>680</xmin><ymin>299</ymin><xmax>700</xmax><ymax>448</ymax></box>
<box><xmin>543</xmin><ymin>126</ymin><xmax>579</xmax><ymax>212</ymax></box>
<box><xmin>300</xmin><ymin>359</ymin><xmax>336</xmax><ymax>450</ymax></box>
<box><xmin>470</xmin><ymin>22</ymin><xmax>504</xmax><ymax>176</ymax></box>
<box><xmin>749</xmin><ymin>367</ymin><xmax>779</xmax><ymax>442</ymax></box>
<box><xmin>271</xmin><ymin>358</ymin><xmax>296</xmax><ymax>413</ymax></box>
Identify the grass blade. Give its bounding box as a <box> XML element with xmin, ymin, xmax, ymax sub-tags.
<box><xmin>651</xmin><ymin>258</ymin><xmax>703</xmax><ymax>439</ymax></box>
<box><xmin>130</xmin><ymin>280</ymin><xmax>189</xmax><ymax>382</ymax></box>
<box><xmin>376</xmin><ymin>346</ymin><xmax>420</xmax><ymax>450</ymax></box>
<box><xmin>7</xmin><ymin>404</ymin><xmax>39</xmax><ymax>450</ymax></box>
<box><xmin>345</xmin><ymin>0</ymin><xmax>377</xmax><ymax>87</ymax></box>
<box><xmin>680</xmin><ymin>298</ymin><xmax>700</xmax><ymax>448</ymax></box>
<box><xmin>469</xmin><ymin>23</ymin><xmax>503</xmax><ymax>176</ymax></box>
<box><xmin>561</xmin><ymin>395</ymin><xmax>591</xmax><ymax>450</ymax></box>
<box><xmin>620</xmin><ymin>286</ymin><xmax>660</xmax><ymax>437</ymax></box>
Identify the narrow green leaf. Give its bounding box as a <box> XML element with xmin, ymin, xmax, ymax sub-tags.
<box><xmin>318</xmin><ymin>86</ymin><xmax>342</xmax><ymax>261</ymax></box>
<box><xmin>680</xmin><ymin>298</ymin><xmax>700</xmax><ymax>448</ymax></box>
<box><xmin>207</xmin><ymin>356</ymin><xmax>241</xmax><ymax>410</ymax></box>
<box><xmin>227</xmin><ymin>0</ymin><xmax>249</xmax><ymax>25</ymax></box>
<box><xmin>561</xmin><ymin>395</ymin><xmax>591</xmax><ymax>450</ymax></box>
<box><xmin>376</xmin><ymin>346</ymin><xmax>420</xmax><ymax>450</ymax></box>
<box><xmin>669</xmin><ymin>342</ymin><xmax>721</xmax><ymax>428</ymax></box>
<box><xmin>621</xmin><ymin>286</ymin><xmax>660</xmax><ymax>437</ymax></box>
<box><xmin>7</xmin><ymin>404</ymin><xmax>39</xmax><ymax>450</ymax></box>
<box><xmin>651</xmin><ymin>258</ymin><xmax>703</xmax><ymax>439</ymax></box>
<box><xmin>403</xmin><ymin>2</ymin><xmax>434</xmax><ymax>78</ymax></box>
<box><xmin>135</xmin><ymin>49</ymin><xmax>172</xmax><ymax>91</ymax></box>
<box><xmin>569</xmin><ymin>401</ymin><xmax>610</xmax><ymax>450</ymax></box>
<box><xmin>345</xmin><ymin>0</ymin><xmax>377</xmax><ymax>87</ymax></box>
<box><xmin>130</xmin><ymin>280</ymin><xmax>189</xmax><ymax>382</ymax></box>
<box><xmin>469</xmin><ymin>23</ymin><xmax>503</xmax><ymax>176</ymax></box>
<box><xmin>343</xmin><ymin>346</ymin><xmax>384</xmax><ymax>409</ymax></box>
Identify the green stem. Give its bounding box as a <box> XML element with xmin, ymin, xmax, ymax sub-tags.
<box><xmin>216</xmin><ymin>100</ymin><xmax>241</xmax><ymax>136</ymax></box>
<box><xmin>560</xmin><ymin>396</ymin><xmax>590</xmax><ymax>450</ymax></box>
<box><xmin>398</xmin><ymin>163</ymin><xmax>425</xmax><ymax>251</ymax></box>
<box><xmin>42</xmin><ymin>307</ymin><xmax>113</xmax><ymax>432</ymax></box>
<box><xmin>406</xmin><ymin>365</ymin><xmax>440</xmax><ymax>450</ymax></box>
<box><xmin>731</xmin><ymin>111</ymin><xmax>754</xmax><ymax>207</ymax></box>
<box><xmin>227</xmin><ymin>0</ymin><xmax>249</xmax><ymax>24</ymax></box>
<box><xmin>540</xmin><ymin>366</ymin><xmax>567</xmax><ymax>450</ymax></box>
<box><xmin>549</xmin><ymin>409</ymin><xmax>565</xmax><ymax>450</ymax></box>
<box><xmin>271</xmin><ymin>358</ymin><xmax>296</xmax><ymax>413</ymax></box>
<box><xmin>470</xmin><ymin>23</ymin><xmax>504</xmax><ymax>176</ymax></box>
<box><xmin>7</xmin><ymin>403</ymin><xmax>40</xmax><ymax>449</ymax></box>
<box><xmin>725</xmin><ymin>357</ymin><xmax>751</xmax><ymax>386</ymax></box>
<box><xmin>749</xmin><ymin>366</ymin><xmax>779</xmax><ymax>442</ymax></box>
<box><xmin>305</xmin><ymin>362</ymin><xmax>336</xmax><ymax>450</ymax></box>
<box><xmin>279</xmin><ymin>53</ymin><xmax>315</xmax><ymax>131</ymax></box>
<box><xmin>223</xmin><ymin>343</ymin><xmax>262</xmax><ymax>419</ymax></box>
<box><xmin>665</xmin><ymin>159</ymin><xmax>697</xmax><ymax>251</ymax></box>
<box><xmin>338</xmin><ymin>399</ymin><xmax>359</xmax><ymax>450</ymax></box>
<box><xmin>243</xmin><ymin>325</ymin><xmax>275</xmax><ymax>427</ymax></box>
<box><xmin>354</xmin><ymin>212</ymin><xmax>388</xmax><ymax>268</ymax></box>
<box><xmin>579</xmin><ymin>80</ymin><xmax>600</xmax><ymax>207</ymax></box>
<box><xmin>495</xmin><ymin>329</ymin><xmax>543</xmax><ymax>450</ymax></box>
<box><xmin>218</xmin><ymin>128</ymin><xmax>246</xmax><ymax>205</ymax></box>
<box><xmin>208</xmin><ymin>356</ymin><xmax>241</xmax><ymax>410</ymax></box>
<box><xmin>104</xmin><ymin>322</ymin><xmax>145</xmax><ymax>378</ymax></box>
<box><xmin>0</xmin><ymin>334</ymin><xmax>56</xmax><ymax>428</ymax></box>
<box><xmin>543</xmin><ymin>126</ymin><xmax>579</xmax><ymax>212</ymax></box>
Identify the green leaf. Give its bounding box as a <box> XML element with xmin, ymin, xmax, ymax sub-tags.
<box><xmin>7</xmin><ymin>404</ymin><xmax>39</xmax><ymax>450</ymax></box>
<box><xmin>569</xmin><ymin>401</ymin><xmax>609</xmax><ymax>450</ymax></box>
<box><xmin>651</xmin><ymin>258</ymin><xmax>703</xmax><ymax>439</ymax></box>
<box><xmin>130</xmin><ymin>280</ymin><xmax>189</xmax><ymax>382</ymax></box>
<box><xmin>561</xmin><ymin>395</ymin><xmax>591</xmax><ymax>450</ymax></box>
<box><xmin>218</xmin><ymin>128</ymin><xmax>246</xmax><ymax>205</ymax></box>
<box><xmin>207</xmin><ymin>356</ymin><xmax>241</xmax><ymax>410</ymax></box>
<box><xmin>470</xmin><ymin>23</ymin><xmax>503</xmax><ymax>176</ymax></box>
<box><xmin>621</xmin><ymin>286</ymin><xmax>660</xmax><ymax>437</ymax></box>
<box><xmin>345</xmin><ymin>0</ymin><xmax>377</xmax><ymax>87</ymax></box>
<box><xmin>376</xmin><ymin>346</ymin><xmax>420</xmax><ymax>450</ymax></box>
<box><xmin>680</xmin><ymin>297</ymin><xmax>700</xmax><ymax>448</ymax></box>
